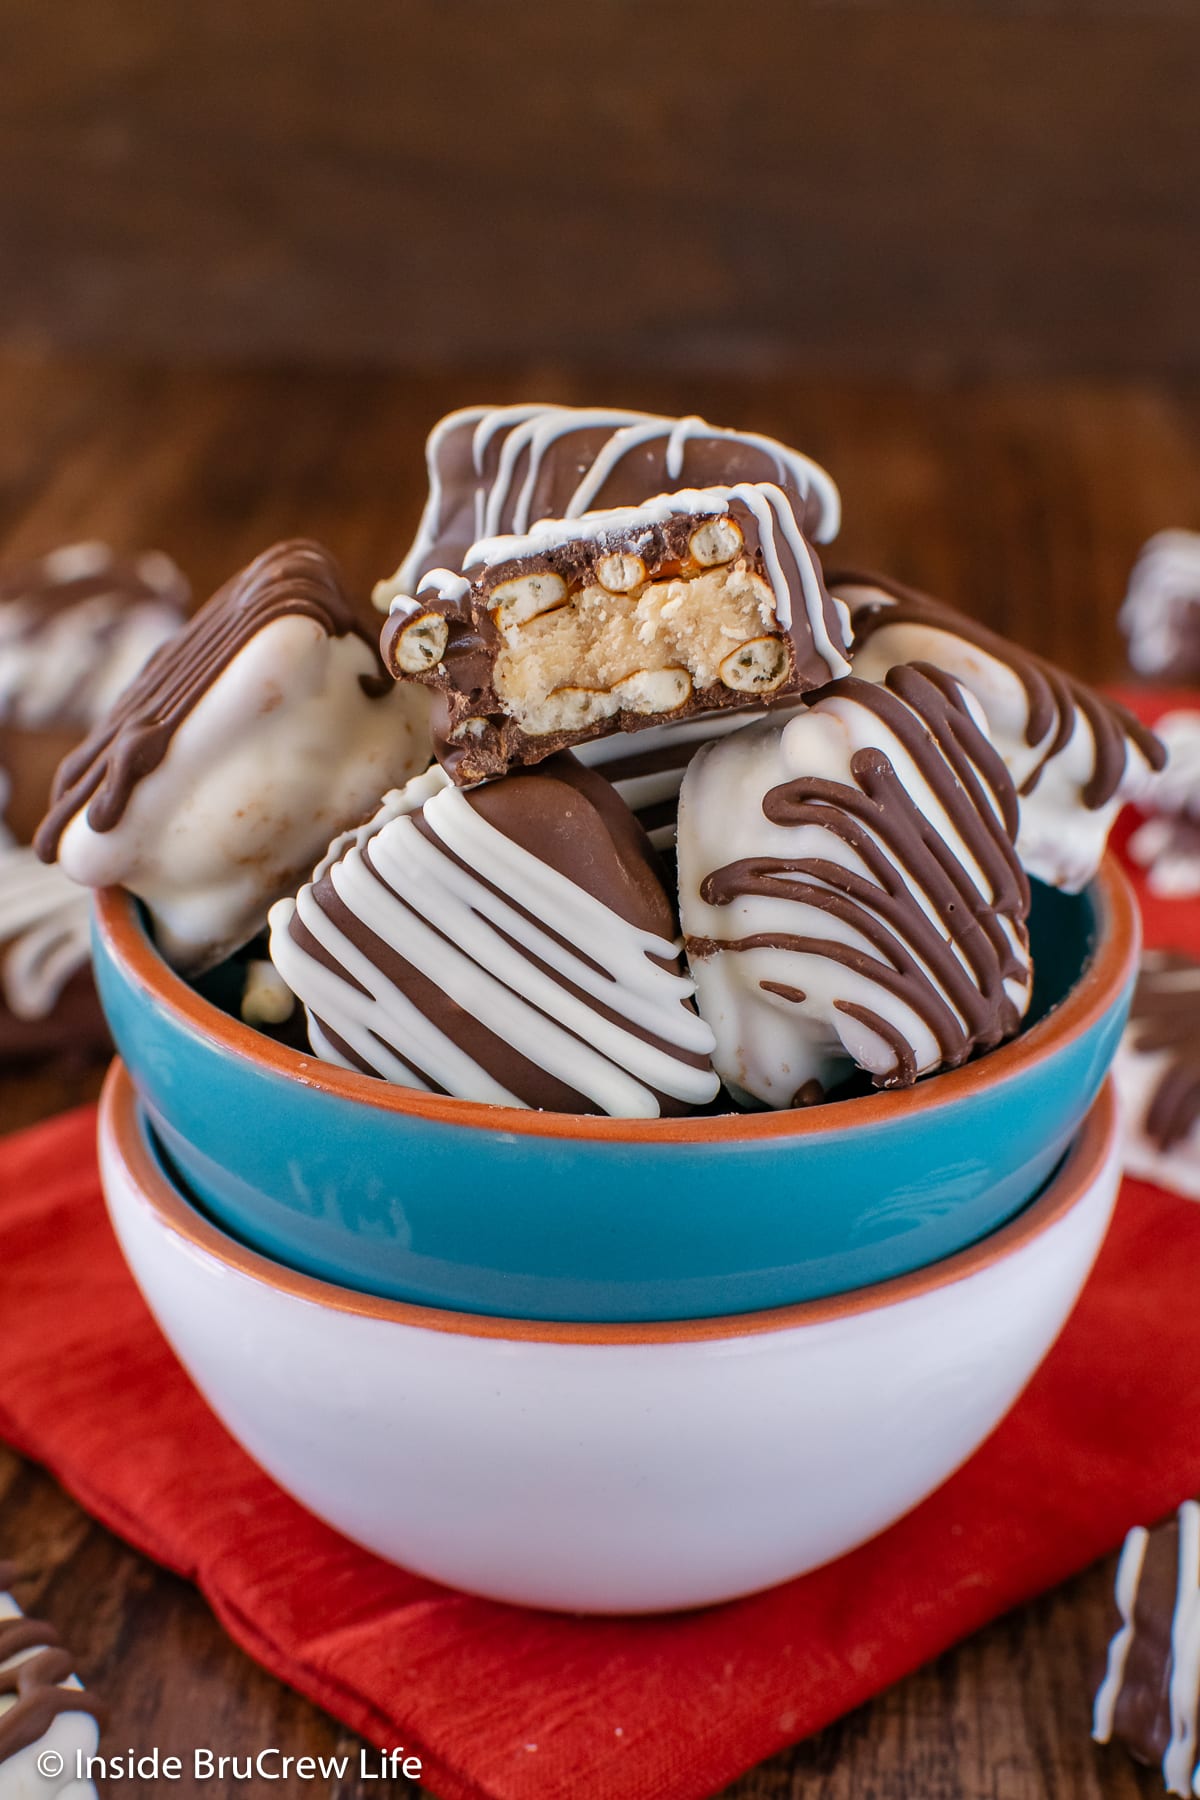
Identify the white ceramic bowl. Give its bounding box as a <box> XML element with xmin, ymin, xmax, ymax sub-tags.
<box><xmin>100</xmin><ymin>1061</ymin><xmax>1121</xmax><ymax>1615</ymax></box>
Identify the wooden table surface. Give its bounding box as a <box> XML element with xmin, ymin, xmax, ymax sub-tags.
<box><xmin>3</xmin><ymin>353</ymin><xmax>1194</xmax><ymax>1798</ymax></box>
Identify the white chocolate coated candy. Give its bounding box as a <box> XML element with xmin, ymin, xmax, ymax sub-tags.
<box><xmin>1126</xmin><ymin>710</ymin><xmax>1200</xmax><ymax>899</ymax></box>
<box><xmin>54</xmin><ymin>616</ymin><xmax>430</xmax><ymax>972</ymax></box>
<box><xmin>1121</xmin><ymin>530</ymin><xmax>1200</xmax><ymax>678</ymax></box>
<box><xmin>838</xmin><ymin>578</ymin><xmax>1161</xmax><ymax>893</ymax></box>
<box><xmin>678</xmin><ymin>674</ymin><xmax>1031</xmax><ymax>1107</ymax></box>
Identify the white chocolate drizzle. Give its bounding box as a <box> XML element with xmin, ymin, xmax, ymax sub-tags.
<box><xmin>390</xmin><ymin>405</ymin><xmax>841</xmax><ymax>598</ymax></box>
<box><xmin>1092</xmin><ymin>1501</ymin><xmax>1200</xmax><ymax>1798</ymax></box>
<box><xmin>1093</xmin><ymin>1525</ymin><xmax>1150</xmax><ymax>1742</ymax></box>
<box><xmin>269</xmin><ymin>768</ymin><xmax>718</xmax><ymax>1118</ymax></box>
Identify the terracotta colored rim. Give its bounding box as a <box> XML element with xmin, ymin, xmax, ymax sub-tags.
<box><xmin>101</xmin><ymin>1059</ymin><xmax>1118</xmax><ymax>1346</ymax></box>
<box><xmin>93</xmin><ymin>854</ymin><xmax>1138</xmax><ymax>1145</ymax></box>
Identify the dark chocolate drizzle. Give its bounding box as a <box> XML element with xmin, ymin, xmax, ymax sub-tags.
<box><xmin>832</xmin><ymin>569</ymin><xmax>1166</xmax><ymax>807</ymax></box>
<box><xmin>1128</xmin><ymin>950</ymin><xmax>1200</xmax><ymax>1154</ymax></box>
<box><xmin>0</xmin><ymin>1564</ymin><xmax>107</xmax><ymax>1766</ymax></box>
<box><xmin>35</xmin><ymin>540</ymin><xmax>385</xmax><ymax>859</ymax></box>
<box><xmin>687</xmin><ymin>665</ymin><xmax>1031</xmax><ymax>1088</ymax></box>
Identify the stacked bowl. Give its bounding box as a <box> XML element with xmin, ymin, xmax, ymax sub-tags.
<box><xmin>94</xmin><ymin>861</ymin><xmax>1136</xmax><ymax>1614</ymax></box>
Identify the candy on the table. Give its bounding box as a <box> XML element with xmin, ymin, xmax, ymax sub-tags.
<box><xmin>1093</xmin><ymin>1500</ymin><xmax>1200</xmax><ymax>1796</ymax></box>
<box><xmin>830</xmin><ymin>571</ymin><xmax>1166</xmax><ymax>893</ymax></box>
<box><xmin>1114</xmin><ymin>949</ymin><xmax>1200</xmax><ymax>1203</ymax></box>
<box><xmin>1127</xmin><ymin>711</ymin><xmax>1200</xmax><ymax>900</ymax></box>
<box><xmin>0</xmin><ymin>540</ymin><xmax>187</xmax><ymax>733</ymax></box>
<box><xmin>35</xmin><ymin>540</ymin><xmax>431</xmax><ymax>975</ymax></box>
<box><xmin>380</xmin><ymin>485</ymin><xmax>851</xmax><ymax>785</ymax></box>
<box><xmin>382</xmin><ymin>403</ymin><xmax>841</xmax><ymax>601</ymax></box>
<box><xmin>0</xmin><ymin>1561</ymin><xmax>103</xmax><ymax>1798</ymax></box>
<box><xmin>0</xmin><ymin>810</ymin><xmax>97</xmax><ymax>1058</ymax></box>
<box><xmin>0</xmin><ymin>543</ymin><xmax>186</xmax><ymax>1057</ymax></box>
<box><xmin>1120</xmin><ymin>530</ymin><xmax>1200</xmax><ymax>683</ymax></box>
<box><xmin>268</xmin><ymin>755</ymin><xmax>720</xmax><ymax>1118</ymax></box>
<box><xmin>677</xmin><ymin>664</ymin><xmax>1032</xmax><ymax>1108</ymax></box>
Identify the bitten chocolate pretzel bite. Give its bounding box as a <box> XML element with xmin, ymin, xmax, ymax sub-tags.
<box><xmin>831</xmin><ymin>571</ymin><xmax>1165</xmax><ymax>892</ymax></box>
<box><xmin>36</xmin><ymin>540</ymin><xmax>431</xmax><ymax>975</ymax></box>
<box><xmin>1127</xmin><ymin>711</ymin><xmax>1200</xmax><ymax>900</ymax></box>
<box><xmin>384</xmin><ymin>403</ymin><xmax>841</xmax><ymax>599</ymax></box>
<box><xmin>268</xmin><ymin>756</ymin><xmax>720</xmax><ymax>1118</ymax></box>
<box><xmin>381</xmin><ymin>485</ymin><xmax>851</xmax><ymax>785</ymax></box>
<box><xmin>1093</xmin><ymin>1500</ymin><xmax>1200</xmax><ymax>1796</ymax></box>
<box><xmin>0</xmin><ymin>1561</ymin><xmax>103</xmax><ymax>1798</ymax></box>
<box><xmin>1121</xmin><ymin>530</ymin><xmax>1200</xmax><ymax>683</ymax></box>
<box><xmin>1114</xmin><ymin>949</ymin><xmax>1200</xmax><ymax>1202</ymax></box>
<box><xmin>678</xmin><ymin>665</ymin><xmax>1032</xmax><ymax>1109</ymax></box>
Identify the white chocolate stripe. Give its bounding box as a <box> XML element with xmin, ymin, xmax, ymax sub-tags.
<box><xmin>270</xmin><ymin>774</ymin><xmax>718</xmax><ymax>1117</ymax></box>
<box><xmin>277</xmin><ymin>886</ymin><xmax>526</xmax><ymax>1105</ymax></box>
<box><xmin>393</xmin><ymin>405</ymin><xmax>842</xmax><ymax>596</ymax></box>
<box><xmin>336</xmin><ymin>839</ymin><xmax>676</xmax><ymax>1115</ymax></box>
<box><xmin>1166</xmin><ymin>1501</ymin><xmax>1200</xmax><ymax>1796</ymax></box>
<box><xmin>1093</xmin><ymin>1525</ymin><xmax>1149</xmax><ymax>1743</ymax></box>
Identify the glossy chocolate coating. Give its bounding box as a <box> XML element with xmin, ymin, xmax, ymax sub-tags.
<box><xmin>270</xmin><ymin>754</ymin><xmax>719</xmax><ymax>1117</ymax></box>
<box><xmin>395</xmin><ymin>405</ymin><xmax>840</xmax><ymax>594</ymax></box>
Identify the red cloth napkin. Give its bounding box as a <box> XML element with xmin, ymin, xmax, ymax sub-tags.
<box><xmin>1</xmin><ymin>689</ymin><xmax>1198</xmax><ymax>1800</ymax></box>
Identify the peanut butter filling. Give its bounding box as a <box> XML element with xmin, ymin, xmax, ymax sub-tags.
<box><xmin>488</xmin><ymin>551</ymin><xmax>788</xmax><ymax>739</ymax></box>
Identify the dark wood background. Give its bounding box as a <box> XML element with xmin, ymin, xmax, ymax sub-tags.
<box><xmin>1</xmin><ymin>0</ymin><xmax>1199</xmax><ymax>375</ymax></box>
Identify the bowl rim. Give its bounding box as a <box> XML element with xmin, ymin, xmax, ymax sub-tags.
<box><xmin>92</xmin><ymin>854</ymin><xmax>1138</xmax><ymax>1145</ymax></box>
<box><xmin>101</xmin><ymin>1059</ymin><xmax>1118</xmax><ymax>1346</ymax></box>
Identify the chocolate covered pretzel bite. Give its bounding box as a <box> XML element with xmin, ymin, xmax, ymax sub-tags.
<box><xmin>1122</xmin><ymin>530</ymin><xmax>1200</xmax><ymax>683</ymax></box>
<box><xmin>678</xmin><ymin>665</ymin><xmax>1033</xmax><ymax>1109</ymax></box>
<box><xmin>1094</xmin><ymin>1500</ymin><xmax>1200</xmax><ymax>1796</ymax></box>
<box><xmin>0</xmin><ymin>1561</ymin><xmax>104</xmax><ymax>1797</ymax></box>
<box><xmin>832</xmin><ymin>571</ymin><xmax>1165</xmax><ymax>892</ymax></box>
<box><xmin>37</xmin><ymin>539</ymin><xmax>431</xmax><ymax>974</ymax></box>
<box><xmin>1114</xmin><ymin>949</ymin><xmax>1200</xmax><ymax>1202</ymax></box>
<box><xmin>269</xmin><ymin>755</ymin><xmax>719</xmax><ymax>1118</ymax></box>
<box><xmin>381</xmin><ymin>485</ymin><xmax>851</xmax><ymax>785</ymax></box>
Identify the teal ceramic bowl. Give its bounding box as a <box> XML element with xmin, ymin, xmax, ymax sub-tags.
<box><xmin>91</xmin><ymin>861</ymin><xmax>1138</xmax><ymax>1322</ymax></box>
